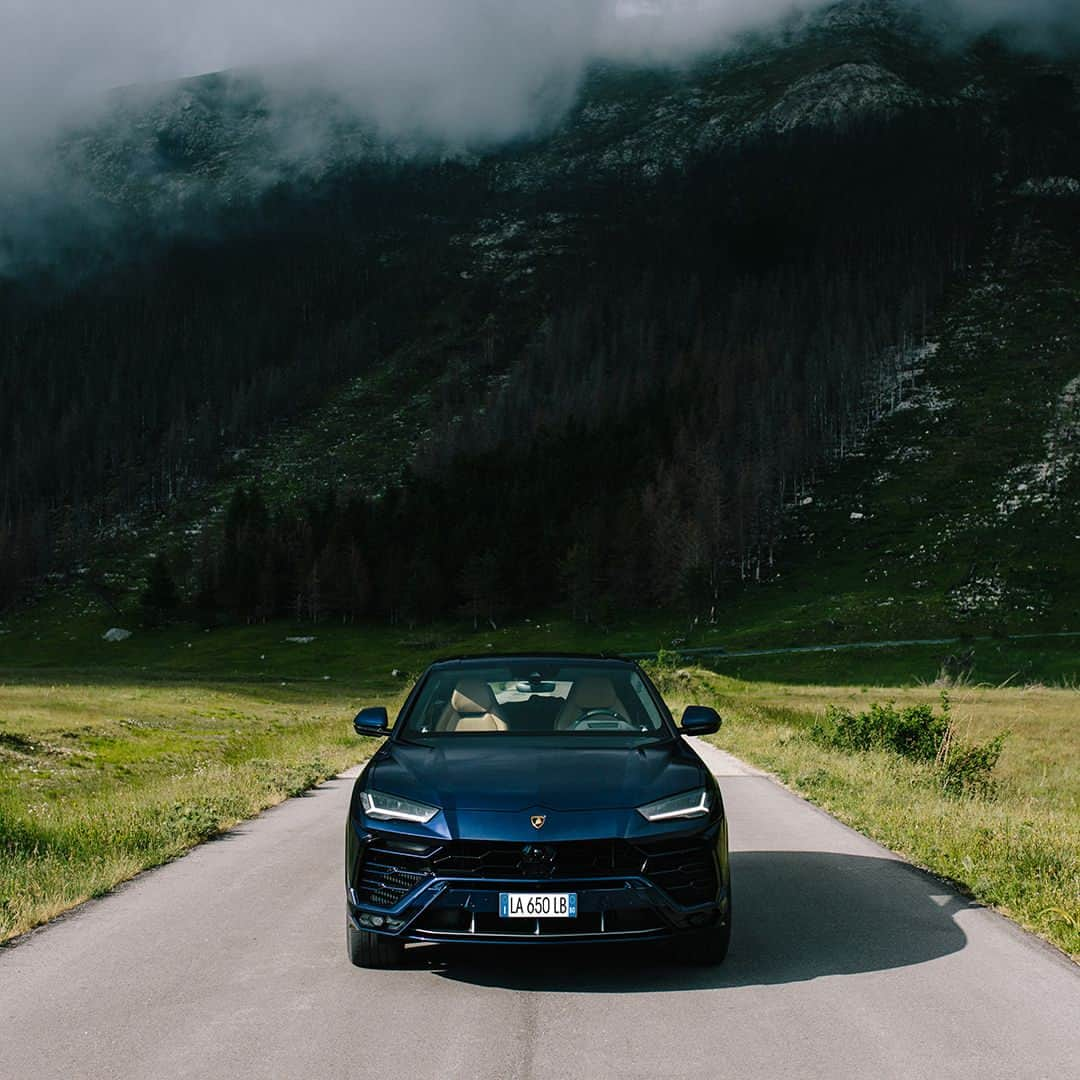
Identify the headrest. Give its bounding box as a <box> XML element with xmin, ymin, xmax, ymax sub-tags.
<box><xmin>568</xmin><ymin>677</ymin><xmax>620</xmax><ymax>710</ymax></box>
<box><xmin>451</xmin><ymin>678</ymin><xmax>496</xmax><ymax>715</ymax></box>
<box><xmin>451</xmin><ymin>715</ymin><xmax>507</xmax><ymax>732</ymax></box>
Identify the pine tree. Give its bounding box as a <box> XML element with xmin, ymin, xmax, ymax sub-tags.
<box><xmin>458</xmin><ymin>550</ymin><xmax>501</xmax><ymax>629</ymax></box>
<box><xmin>142</xmin><ymin>555</ymin><xmax>180</xmax><ymax>625</ymax></box>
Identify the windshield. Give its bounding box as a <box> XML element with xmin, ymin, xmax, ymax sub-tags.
<box><xmin>398</xmin><ymin>663</ymin><xmax>670</xmax><ymax>741</ymax></box>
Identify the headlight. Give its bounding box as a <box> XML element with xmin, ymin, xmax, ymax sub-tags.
<box><xmin>637</xmin><ymin>788</ymin><xmax>711</xmax><ymax>822</ymax></box>
<box><xmin>360</xmin><ymin>789</ymin><xmax>440</xmax><ymax>824</ymax></box>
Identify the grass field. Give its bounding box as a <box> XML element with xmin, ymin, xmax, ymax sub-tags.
<box><xmin>657</xmin><ymin>668</ymin><xmax>1080</xmax><ymax>959</ymax></box>
<box><xmin>0</xmin><ymin>679</ymin><xmax>399</xmax><ymax>943</ymax></box>
<box><xmin>3</xmin><ymin>596</ymin><xmax>1078</xmax><ymax>686</ymax></box>
<box><xmin>1</xmin><ymin>616</ymin><xmax>1077</xmax><ymax>958</ymax></box>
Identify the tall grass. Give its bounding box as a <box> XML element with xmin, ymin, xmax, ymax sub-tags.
<box><xmin>0</xmin><ymin>680</ymin><xmax>380</xmax><ymax>942</ymax></box>
<box><xmin>4</xmin><ymin>663</ymin><xmax>1078</xmax><ymax>958</ymax></box>
<box><xmin>670</xmin><ymin>669</ymin><xmax>1080</xmax><ymax>960</ymax></box>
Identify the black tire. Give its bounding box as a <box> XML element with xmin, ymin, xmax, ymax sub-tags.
<box><xmin>346</xmin><ymin>917</ymin><xmax>405</xmax><ymax>968</ymax></box>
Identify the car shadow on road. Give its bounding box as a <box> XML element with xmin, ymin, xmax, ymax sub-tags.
<box><xmin>419</xmin><ymin>851</ymin><xmax>972</xmax><ymax>993</ymax></box>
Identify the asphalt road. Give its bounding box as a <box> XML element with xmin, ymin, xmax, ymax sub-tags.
<box><xmin>2</xmin><ymin>741</ymin><xmax>1077</xmax><ymax>1080</ymax></box>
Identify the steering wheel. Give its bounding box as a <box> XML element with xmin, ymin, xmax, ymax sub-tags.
<box><xmin>570</xmin><ymin>708</ymin><xmax>629</xmax><ymax>729</ymax></box>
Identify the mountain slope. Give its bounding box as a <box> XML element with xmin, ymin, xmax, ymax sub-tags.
<box><xmin>1</xmin><ymin>0</ymin><xmax>1078</xmax><ymax>636</ymax></box>
<box><xmin>713</xmin><ymin>192</ymin><xmax>1080</xmax><ymax>648</ymax></box>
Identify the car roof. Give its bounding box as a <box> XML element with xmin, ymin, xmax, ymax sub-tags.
<box><xmin>428</xmin><ymin>652</ymin><xmax>638</xmax><ymax>669</ymax></box>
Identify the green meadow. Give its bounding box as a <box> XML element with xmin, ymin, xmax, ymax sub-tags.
<box><xmin>1</xmin><ymin>613</ymin><xmax>1077</xmax><ymax>957</ymax></box>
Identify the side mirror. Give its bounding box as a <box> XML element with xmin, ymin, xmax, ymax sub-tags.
<box><xmin>354</xmin><ymin>707</ymin><xmax>391</xmax><ymax>737</ymax></box>
<box><xmin>680</xmin><ymin>705</ymin><xmax>721</xmax><ymax>736</ymax></box>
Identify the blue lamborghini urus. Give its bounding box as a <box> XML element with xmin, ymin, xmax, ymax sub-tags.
<box><xmin>345</xmin><ymin>655</ymin><xmax>730</xmax><ymax>968</ymax></box>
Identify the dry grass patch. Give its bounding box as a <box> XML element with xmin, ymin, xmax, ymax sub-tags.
<box><xmin>0</xmin><ymin>679</ymin><xmax>392</xmax><ymax>943</ymax></box>
<box><xmin>654</xmin><ymin>667</ymin><xmax>1080</xmax><ymax>960</ymax></box>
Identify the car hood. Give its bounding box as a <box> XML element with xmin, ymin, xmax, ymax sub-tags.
<box><xmin>367</xmin><ymin>737</ymin><xmax>706</xmax><ymax>813</ymax></box>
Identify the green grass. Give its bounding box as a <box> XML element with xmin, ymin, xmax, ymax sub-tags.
<box><xmin>2</xmin><ymin>616</ymin><xmax>1076</xmax><ymax>954</ymax></box>
<box><xmin>0</xmin><ymin>604</ymin><xmax>681</xmax><ymax>683</ymax></box>
<box><xmin>0</xmin><ymin>608</ymin><xmax>694</xmax><ymax>945</ymax></box>
<box><xmin>4</xmin><ymin>592</ymin><xmax>1079</xmax><ymax>688</ymax></box>
<box><xmin>0</xmin><ymin>678</ymin><xmax>402</xmax><ymax>943</ymax></box>
<box><xmin>654</xmin><ymin>668</ymin><xmax>1080</xmax><ymax>959</ymax></box>
<box><xmin>706</xmin><ymin>638</ymin><xmax>1080</xmax><ymax>687</ymax></box>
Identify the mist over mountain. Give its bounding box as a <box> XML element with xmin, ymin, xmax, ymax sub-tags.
<box><xmin>5</xmin><ymin>1</ymin><xmax>1079</xmax><ymax>134</ymax></box>
<box><xmin>3</xmin><ymin>1</ymin><xmax>1079</xmax><ymax>179</ymax></box>
<box><xmin>2</xmin><ymin>0</ymin><xmax>1077</xmax><ymax>279</ymax></box>
<box><xmin>0</xmin><ymin>0</ymin><xmax>1078</xmax><ymax>625</ymax></box>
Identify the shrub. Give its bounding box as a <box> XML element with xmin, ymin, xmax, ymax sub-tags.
<box><xmin>653</xmin><ymin>648</ymin><xmax>681</xmax><ymax>671</ymax></box>
<box><xmin>811</xmin><ymin>692</ymin><xmax>1007</xmax><ymax>798</ymax></box>
<box><xmin>642</xmin><ymin>649</ymin><xmax>690</xmax><ymax>696</ymax></box>
<box><xmin>937</xmin><ymin>731</ymin><xmax>1008</xmax><ymax>799</ymax></box>
<box><xmin>167</xmin><ymin>798</ymin><xmax>227</xmax><ymax>843</ymax></box>
<box><xmin>811</xmin><ymin>696</ymin><xmax>949</xmax><ymax>762</ymax></box>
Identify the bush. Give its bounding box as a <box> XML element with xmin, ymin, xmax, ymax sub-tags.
<box><xmin>167</xmin><ymin>798</ymin><xmax>228</xmax><ymax>843</ymax></box>
<box><xmin>653</xmin><ymin>648</ymin><xmax>682</xmax><ymax>671</ymax></box>
<box><xmin>813</xmin><ymin>699</ymin><xmax>949</xmax><ymax>761</ymax></box>
<box><xmin>937</xmin><ymin>731</ymin><xmax>1008</xmax><ymax>799</ymax></box>
<box><xmin>811</xmin><ymin>695</ymin><xmax>950</xmax><ymax>762</ymax></box>
<box><xmin>811</xmin><ymin>692</ymin><xmax>1007</xmax><ymax>798</ymax></box>
<box><xmin>642</xmin><ymin>649</ymin><xmax>690</xmax><ymax>696</ymax></box>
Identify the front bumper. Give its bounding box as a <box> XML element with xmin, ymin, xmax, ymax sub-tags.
<box><xmin>346</xmin><ymin>822</ymin><xmax>730</xmax><ymax>946</ymax></box>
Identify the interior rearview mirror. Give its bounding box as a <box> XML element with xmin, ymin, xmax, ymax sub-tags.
<box><xmin>680</xmin><ymin>705</ymin><xmax>721</xmax><ymax>736</ymax></box>
<box><xmin>354</xmin><ymin>706</ymin><xmax>390</xmax><ymax>737</ymax></box>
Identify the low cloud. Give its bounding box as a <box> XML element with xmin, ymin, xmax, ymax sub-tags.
<box><xmin>0</xmin><ymin>1</ymin><xmax>1076</xmax><ymax>276</ymax></box>
<box><xmin>3</xmin><ymin>1</ymin><xmax>1077</xmax><ymax>155</ymax></box>
<box><xmin>0</xmin><ymin>1</ymin><xmax>803</xmax><ymax>153</ymax></box>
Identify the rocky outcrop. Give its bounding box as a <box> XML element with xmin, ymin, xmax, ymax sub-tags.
<box><xmin>752</xmin><ymin>62</ymin><xmax>925</xmax><ymax>135</ymax></box>
<box><xmin>53</xmin><ymin>1</ymin><xmax>950</xmax><ymax>221</ymax></box>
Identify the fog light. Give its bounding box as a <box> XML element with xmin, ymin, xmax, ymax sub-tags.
<box><xmin>370</xmin><ymin>915</ymin><xmax>385</xmax><ymax>928</ymax></box>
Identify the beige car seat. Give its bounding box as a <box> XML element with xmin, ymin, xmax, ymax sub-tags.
<box><xmin>555</xmin><ymin>677</ymin><xmax>627</xmax><ymax>730</ymax></box>
<box><xmin>436</xmin><ymin>678</ymin><xmax>508</xmax><ymax>732</ymax></box>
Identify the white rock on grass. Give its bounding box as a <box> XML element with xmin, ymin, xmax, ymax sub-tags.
<box><xmin>285</xmin><ymin>636</ymin><xmax>315</xmax><ymax>644</ymax></box>
<box><xmin>102</xmin><ymin>628</ymin><xmax>132</xmax><ymax>642</ymax></box>
<box><xmin>998</xmin><ymin>373</ymin><xmax>1080</xmax><ymax>517</ymax></box>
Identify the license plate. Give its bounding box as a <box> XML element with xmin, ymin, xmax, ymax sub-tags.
<box><xmin>499</xmin><ymin>892</ymin><xmax>577</xmax><ymax>918</ymax></box>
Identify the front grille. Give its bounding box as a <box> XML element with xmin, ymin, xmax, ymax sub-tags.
<box><xmin>634</xmin><ymin>837</ymin><xmax>718</xmax><ymax>906</ymax></box>
<box><xmin>355</xmin><ymin>838</ymin><xmax>640</xmax><ymax>908</ymax></box>
<box><xmin>432</xmin><ymin>839</ymin><xmax>642</xmax><ymax>880</ymax></box>
<box><xmin>355</xmin><ymin>833</ymin><xmax>717</xmax><ymax>909</ymax></box>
